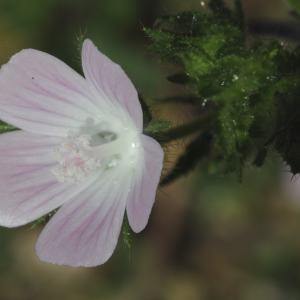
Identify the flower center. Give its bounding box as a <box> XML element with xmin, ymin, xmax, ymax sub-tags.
<box><xmin>51</xmin><ymin>119</ymin><xmax>140</xmax><ymax>183</ymax></box>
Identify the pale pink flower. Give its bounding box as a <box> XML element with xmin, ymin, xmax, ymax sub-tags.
<box><xmin>0</xmin><ymin>39</ymin><xmax>163</xmax><ymax>267</ymax></box>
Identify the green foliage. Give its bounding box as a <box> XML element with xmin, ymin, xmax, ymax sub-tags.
<box><xmin>146</xmin><ymin>0</ymin><xmax>300</xmax><ymax>182</ymax></box>
<box><xmin>288</xmin><ymin>0</ymin><xmax>300</xmax><ymax>14</ymax></box>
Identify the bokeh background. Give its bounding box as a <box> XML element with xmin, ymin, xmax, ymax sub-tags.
<box><xmin>0</xmin><ymin>0</ymin><xmax>300</xmax><ymax>299</ymax></box>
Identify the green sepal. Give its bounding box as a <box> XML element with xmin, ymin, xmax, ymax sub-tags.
<box><xmin>30</xmin><ymin>210</ymin><xmax>57</xmax><ymax>229</ymax></box>
<box><xmin>122</xmin><ymin>215</ymin><xmax>133</xmax><ymax>251</ymax></box>
<box><xmin>0</xmin><ymin>122</ymin><xmax>17</xmax><ymax>134</ymax></box>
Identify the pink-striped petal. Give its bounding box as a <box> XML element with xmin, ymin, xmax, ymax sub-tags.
<box><xmin>0</xmin><ymin>49</ymin><xmax>101</xmax><ymax>136</ymax></box>
<box><xmin>36</xmin><ymin>171</ymin><xmax>131</xmax><ymax>267</ymax></box>
<box><xmin>82</xmin><ymin>39</ymin><xmax>143</xmax><ymax>130</ymax></box>
<box><xmin>0</xmin><ymin>131</ymin><xmax>93</xmax><ymax>227</ymax></box>
<box><xmin>126</xmin><ymin>134</ymin><xmax>164</xmax><ymax>233</ymax></box>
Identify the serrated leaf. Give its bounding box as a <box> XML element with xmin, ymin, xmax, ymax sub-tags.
<box><xmin>148</xmin><ymin>4</ymin><xmax>300</xmax><ymax>179</ymax></box>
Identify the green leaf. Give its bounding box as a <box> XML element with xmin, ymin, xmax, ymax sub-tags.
<box><xmin>147</xmin><ymin>5</ymin><xmax>300</xmax><ymax>179</ymax></box>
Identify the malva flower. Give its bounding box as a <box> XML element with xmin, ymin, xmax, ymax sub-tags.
<box><xmin>0</xmin><ymin>39</ymin><xmax>163</xmax><ymax>267</ymax></box>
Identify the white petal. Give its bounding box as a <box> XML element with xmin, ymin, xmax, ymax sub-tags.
<box><xmin>0</xmin><ymin>49</ymin><xmax>102</xmax><ymax>136</ymax></box>
<box><xmin>126</xmin><ymin>135</ymin><xmax>164</xmax><ymax>232</ymax></box>
<box><xmin>0</xmin><ymin>131</ymin><xmax>94</xmax><ymax>227</ymax></box>
<box><xmin>82</xmin><ymin>39</ymin><xmax>143</xmax><ymax>130</ymax></box>
<box><xmin>36</xmin><ymin>170</ymin><xmax>131</xmax><ymax>267</ymax></box>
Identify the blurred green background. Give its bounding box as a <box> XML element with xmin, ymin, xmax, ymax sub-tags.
<box><xmin>0</xmin><ymin>0</ymin><xmax>300</xmax><ymax>299</ymax></box>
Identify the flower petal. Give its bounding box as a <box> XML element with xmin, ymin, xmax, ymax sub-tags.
<box><xmin>126</xmin><ymin>135</ymin><xmax>164</xmax><ymax>233</ymax></box>
<box><xmin>82</xmin><ymin>39</ymin><xmax>143</xmax><ymax>130</ymax></box>
<box><xmin>0</xmin><ymin>49</ymin><xmax>102</xmax><ymax>136</ymax></box>
<box><xmin>0</xmin><ymin>131</ymin><xmax>94</xmax><ymax>227</ymax></box>
<box><xmin>36</xmin><ymin>171</ymin><xmax>131</xmax><ymax>267</ymax></box>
